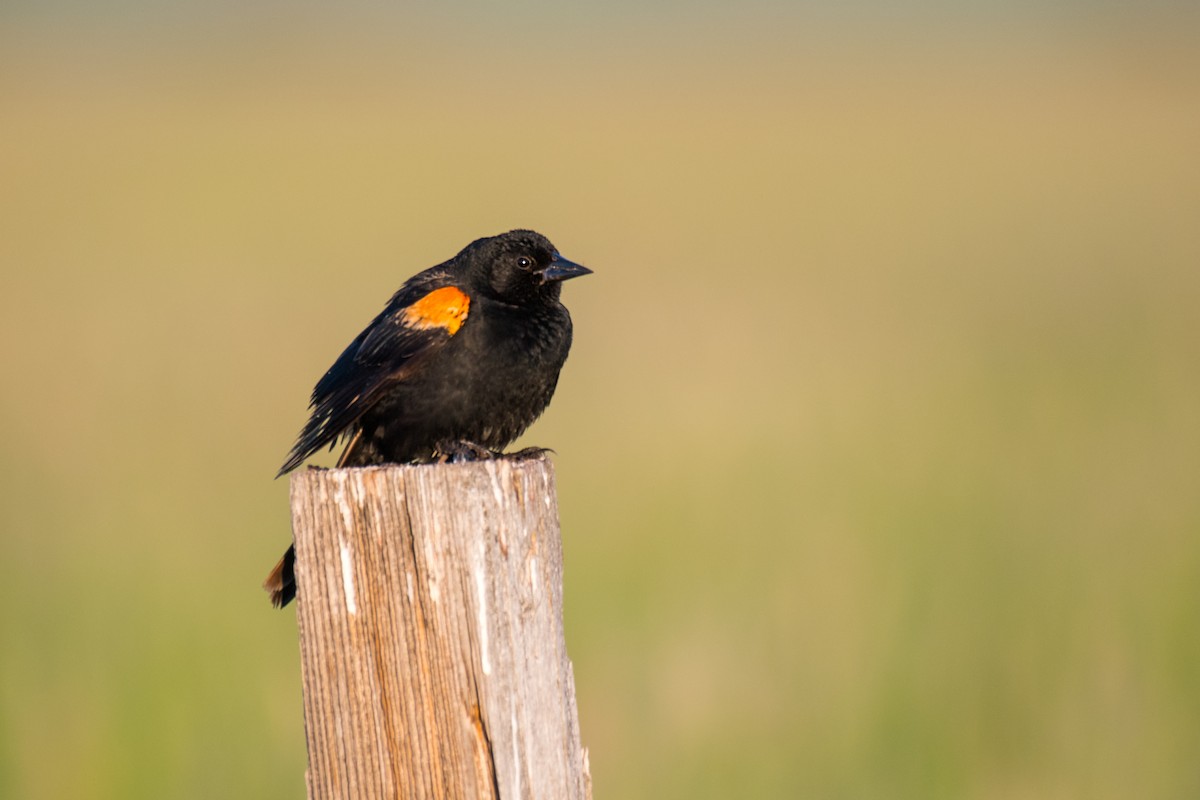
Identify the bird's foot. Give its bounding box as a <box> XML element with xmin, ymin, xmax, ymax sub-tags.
<box><xmin>500</xmin><ymin>446</ymin><xmax>555</xmax><ymax>461</ymax></box>
<box><xmin>434</xmin><ymin>439</ymin><xmax>496</xmax><ymax>463</ymax></box>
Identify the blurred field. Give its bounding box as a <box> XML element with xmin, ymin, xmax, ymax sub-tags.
<box><xmin>2</xmin><ymin>5</ymin><xmax>1199</xmax><ymax>799</ymax></box>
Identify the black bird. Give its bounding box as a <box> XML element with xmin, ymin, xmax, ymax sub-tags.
<box><xmin>264</xmin><ymin>230</ymin><xmax>591</xmax><ymax>607</ymax></box>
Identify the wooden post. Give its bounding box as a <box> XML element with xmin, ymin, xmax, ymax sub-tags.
<box><xmin>288</xmin><ymin>459</ymin><xmax>592</xmax><ymax>800</ymax></box>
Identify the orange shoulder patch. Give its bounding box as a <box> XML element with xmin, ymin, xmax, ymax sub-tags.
<box><xmin>401</xmin><ymin>286</ymin><xmax>470</xmax><ymax>335</ymax></box>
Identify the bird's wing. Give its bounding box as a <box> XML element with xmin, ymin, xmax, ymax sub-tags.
<box><xmin>277</xmin><ymin>275</ymin><xmax>471</xmax><ymax>475</ymax></box>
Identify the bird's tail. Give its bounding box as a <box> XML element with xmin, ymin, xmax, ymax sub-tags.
<box><xmin>263</xmin><ymin>545</ymin><xmax>296</xmax><ymax>608</ymax></box>
<box><xmin>267</xmin><ymin>430</ymin><xmax>364</xmax><ymax>608</ymax></box>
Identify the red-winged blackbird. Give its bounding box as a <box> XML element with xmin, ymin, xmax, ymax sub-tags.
<box><xmin>263</xmin><ymin>229</ymin><xmax>591</xmax><ymax>607</ymax></box>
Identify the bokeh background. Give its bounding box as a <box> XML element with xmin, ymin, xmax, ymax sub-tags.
<box><xmin>2</xmin><ymin>2</ymin><xmax>1198</xmax><ymax>798</ymax></box>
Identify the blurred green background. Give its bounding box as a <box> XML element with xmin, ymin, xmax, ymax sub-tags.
<box><xmin>2</xmin><ymin>2</ymin><xmax>1199</xmax><ymax>798</ymax></box>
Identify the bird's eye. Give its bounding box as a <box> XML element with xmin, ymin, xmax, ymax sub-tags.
<box><xmin>516</xmin><ymin>256</ymin><xmax>533</xmax><ymax>269</ymax></box>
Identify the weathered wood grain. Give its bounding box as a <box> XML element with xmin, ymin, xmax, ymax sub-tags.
<box><xmin>289</xmin><ymin>458</ymin><xmax>591</xmax><ymax>800</ymax></box>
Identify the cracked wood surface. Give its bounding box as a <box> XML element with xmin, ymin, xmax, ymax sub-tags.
<box><xmin>289</xmin><ymin>459</ymin><xmax>591</xmax><ymax>800</ymax></box>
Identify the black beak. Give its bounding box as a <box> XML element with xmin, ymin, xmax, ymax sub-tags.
<box><xmin>540</xmin><ymin>253</ymin><xmax>593</xmax><ymax>283</ymax></box>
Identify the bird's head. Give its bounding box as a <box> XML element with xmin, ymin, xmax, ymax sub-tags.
<box><xmin>464</xmin><ymin>230</ymin><xmax>592</xmax><ymax>303</ymax></box>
